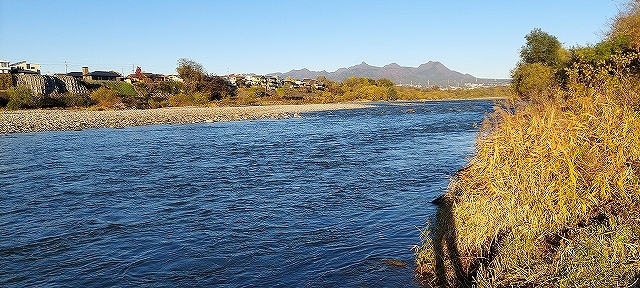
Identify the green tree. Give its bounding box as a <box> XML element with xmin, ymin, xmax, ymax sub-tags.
<box><xmin>175</xmin><ymin>58</ymin><xmax>235</xmax><ymax>103</ymax></box>
<box><xmin>520</xmin><ymin>28</ymin><xmax>567</xmax><ymax>67</ymax></box>
<box><xmin>376</xmin><ymin>78</ymin><xmax>395</xmax><ymax>87</ymax></box>
<box><xmin>510</xmin><ymin>63</ymin><xmax>556</xmax><ymax>101</ymax></box>
<box><xmin>7</xmin><ymin>86</ymin><xmax>43</xmax><ymax>110</ymax></box>
<box><xmin>176</xmin><ymin>58</ymin><xmax>207</xmax><ymax>83</ymax></box>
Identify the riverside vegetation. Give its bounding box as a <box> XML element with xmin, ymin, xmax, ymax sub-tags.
<box><xmin>415</xmin><ymin>1</ymin><xmax>640</xmax><ymax>287</ymax></box>
<box><xmin>0</xmin><ymin>58</ymin><xmax>509</xmax><ymax>111</ymax></box>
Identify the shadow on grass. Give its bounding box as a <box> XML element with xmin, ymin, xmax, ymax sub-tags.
<box><xmin>431</xmin><ymin>194</ymin><xmax>504</xmax><ymax>287</ymax></box>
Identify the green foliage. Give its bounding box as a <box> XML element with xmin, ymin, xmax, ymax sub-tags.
<box><xmin>165</xmin><ymin>93</ymin><xmax>192</xmax><ymax>107</ymax></box>
<box><xmin>570</xmin><ymin>35</ymin><xmax>633</xmax><ymax>67</ymax></box>
<box><xmin>100</xmin><ymin>81</ymin><xmax>137</xmax><ymax>96</ymax></box>
<box><xmin>175</xmin><ymin>58</ymin><xmax>235</xmax><ymax>101</ymax></box>
<box><xmin>342</xmin><ymin>76</ymin><xmax>376</xmax><ymax>88</ymax></box>
<box><xmin>247</xmin><ymin>86</ymin><xmax>265</xmax><ymax>97</ymax></box>
<box><xmin>87</xmin><ymin>81</ymin><xmax>148</xmax><ymax>108</ymax></box>
<box><xmin>510</xmin><ymin>63</ymin><xmax>556</xmax><ymax>101</ymax></box>
<box><xmin>375</xmin><ymin>78</ymin><xmax>395</xmax><ymax>87</ymax></box>
<box><xmin>193</xmin><ymin>91</ymin><xmax>211</xmax><ymax>105</ymax></box>
<box><xmin>520</xmin><ymin>28</ymin><xmax>567</xmax><ymax>67</ymax></box>
<box><xmin>7</xmin><ymin>86</ymin><xmax>43</xmax><ymax>110</ymax></box>
<box><xmin>510</xmin><ymin>29</ymin><xmax>568</xmax><ymax>100</ymax></box>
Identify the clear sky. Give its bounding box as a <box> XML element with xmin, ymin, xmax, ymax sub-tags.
<box><xmin>0</xmin><ymin>0</ymin><xmax>626</xmax><ymax>79</ymax></box>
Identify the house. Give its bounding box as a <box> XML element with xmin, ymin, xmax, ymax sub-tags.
<box><xmin>167</xmin><ymin>75</ymin><xmax>183</xmax><ymax>82</ymax></box>
<box><xmin>89</xmin><ymin>71</ymin><xmax>121</xmax><ymax>81</ymax></box>
<box><xmin>127</xmin><ymin>73</ymin><xmax>167</xmax><ymax>83</ymax></box>
<box><xmin>0</xmin><ymin>60</ymin><xmax>10</xmax><ymax>74</ymax></box>
<box><xmin>67</xmin><ymin>67</ymin><xmax>121</xmax><ymax>81</ymax></box>
<box><xmin>126</xmin><ymin>66</ymin><xmax>168</xmax><ymax>83</ymax></box>
<box><xmin>10</xmin><ymin>61</ymin><xmax>41</xmax><ymax>74</ymax></box>
<box><xmin>263</xmin><ymin>76</ymin><xmax>282</xmax><ymax>90</ymax></box>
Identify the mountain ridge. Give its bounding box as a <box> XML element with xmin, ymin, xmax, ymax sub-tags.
<box><xmin>269</xmin><ymin>61</ymin><xmax>510</xmax><ymax>87</ymax></box>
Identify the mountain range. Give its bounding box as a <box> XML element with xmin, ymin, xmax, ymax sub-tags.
<box><xmin>269</xmin><ymin>61</ymin><xmax>510</xmax><ymax>87</ymax></box>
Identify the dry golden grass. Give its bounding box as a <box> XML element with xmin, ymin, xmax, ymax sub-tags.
<box><xmin>416</xmin><ymin>57</ymin><xmax>640</xmax><ymax>286</ymax></box>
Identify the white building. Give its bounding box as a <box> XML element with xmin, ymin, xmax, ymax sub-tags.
<box><xmin>10</xmin><ymin>61</ymin><xmax>41</xmax><ymax>74</ymax></box>
<box><xmin>0</xmin><ymin>60</ymin><xmax>10</xmax><ymax>73</ymax></box>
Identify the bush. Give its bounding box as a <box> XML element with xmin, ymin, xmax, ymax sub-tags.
<box><xmin>247</xmin><ymin>86</ymin><xmax>265</xmax><ymax>97</ymax></box>
<box><xmin>510</xmin><ymin>62</ymin><xmax>557</xmax><ymax>101</ymax></box>
<box><xmin>165</xmin><ymin>93</ymin><xmax>195</xmax><ymax>107</ymax></box>
<box><xmin>89</xmin><ymin>87</ymin><xmax>121</xmax><ymax>108</ymax></box>
<box><xmin>59</xmin><ymin>93</ymin><xmax>93</xmax><ymax>108</ymax></box>
<box><xmin>193</xmin><ymin>91</ymin><xmax>211</xmax><ymax>105</ymax></box>
<box><xmin>7</xmin><ymin>86</ymin><xmax>43</xmax><ymax>110</ymax></box>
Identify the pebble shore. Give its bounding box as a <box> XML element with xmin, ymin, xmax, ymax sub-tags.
<box><xmin>0</xmin><ymin>103</ymin><xmax>370</xmax><ymax>134</ymax></box>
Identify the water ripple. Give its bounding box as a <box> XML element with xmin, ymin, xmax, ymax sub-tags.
<box><xmin>0</xmin><ymin>100</ymin><xmax>494</xmax><ymax>287</ymax></box>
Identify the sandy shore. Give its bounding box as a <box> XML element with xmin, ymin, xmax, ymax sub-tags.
<box><xmin>0</xmin><ymin>103</ymin><xmax>371</xmax><ymax>134</ymax></box>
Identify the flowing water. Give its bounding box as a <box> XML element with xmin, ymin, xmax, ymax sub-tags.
<box><xmin>0</xmin><ymin>100</ymin><xmax>494</xmax><ymax>287</ymax></box>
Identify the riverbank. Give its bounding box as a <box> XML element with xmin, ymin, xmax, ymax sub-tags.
<box><xmin>0</xmin><ymin>103</ymin><xmax>371</xmax><ymax>134</ymax></box>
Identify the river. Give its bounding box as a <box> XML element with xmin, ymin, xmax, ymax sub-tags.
<box><xmin>0</xmin><ymin>100</ymin><xmax>494</xmax><ymax>287</ymax></box>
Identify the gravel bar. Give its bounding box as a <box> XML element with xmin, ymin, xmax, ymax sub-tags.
<box><xmin>0</xmin><ymin>103</ymin><xmax>371</xmax><ymax>134</ymax></box>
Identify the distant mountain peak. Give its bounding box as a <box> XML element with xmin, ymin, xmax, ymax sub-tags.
<box><xmin>270</xmin><ymin>61</ymin><xmax>509</xmax><ymax>87</ymax></box>
<box><xmin>352</xmin><ymin>61</ymin><xmax>371</xmax><ymax>68</ymax></box>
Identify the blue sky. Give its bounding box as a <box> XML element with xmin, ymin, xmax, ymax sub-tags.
<box><xmin>0</xmin><ymin>0</ymin><xmax>625</xmax><ymax>79</ymax></box>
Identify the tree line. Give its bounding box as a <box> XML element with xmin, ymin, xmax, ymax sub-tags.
<box><xmin>1</xmin><ymin>58</ymin><xmax>508</xmax><ymax>110</ymax></box>
<box><xmin>511</xmin><ymin>2</ymin><xmax>640</xmax><ymax>103</ymax></box>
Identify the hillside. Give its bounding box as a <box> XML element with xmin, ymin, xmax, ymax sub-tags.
<box><xmin>270</xmin><ymin>61</ymin><xmax>510</xmax><ymax>87</ymax></box>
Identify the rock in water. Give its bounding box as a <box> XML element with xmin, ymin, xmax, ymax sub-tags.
<box><xmin>382</xmin><ymin>259</ymin><xmax>406</xmax><ymax>267</ymax></box>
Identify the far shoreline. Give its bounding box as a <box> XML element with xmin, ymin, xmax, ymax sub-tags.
<box><xmin>0</xmin><ymin>98</ymin><xmax>503</xmax><ymax>135</ymax></box>
<box><xmin>0</xmin><ymin>103</ymin><xmax>372</xmax><ymax>134</ymax></box>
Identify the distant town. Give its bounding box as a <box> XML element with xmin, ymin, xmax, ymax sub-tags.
<box><xmin>0</xmin><ymin>59</ymin><xmax>509</xmax><ymax>92</ymax></box>
<box><xmin>0</xmin><ymin>58</ymin><xmax>511</xmax><ymax>110</ymax></box>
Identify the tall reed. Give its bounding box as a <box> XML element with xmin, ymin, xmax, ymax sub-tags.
<box><xmin>416</xmin><ymin>53</ymin><xmax>640</xmax><ymax>286</ymax></box>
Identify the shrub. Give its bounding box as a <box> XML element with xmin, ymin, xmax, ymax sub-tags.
<box><xmin>148</xmin><ymin>98</ymin><xmax>165</xmax><ymax>109</ymax></box>
<box><xmin>165</xmin><ymin>93</ymin><xmax>195</xmax><ymax>107</ymax></box>
<box><xmin>60</xmin><ymin>93</ymin><xmax>93</xmax><ymax>108</ymax></box>
<box><xmin>89</xmin><ymin>87</ymin><xmax>121</xmax><ymax>108</ymax></box>
<box><xmin>7</xmin><ymin>86</ymin><xmax>43</xmax><ymax>110</ymax></box>
<box><xmin>193</xmin><ymin>91</ymin><xmax>211</xmax><ymax>105</ymax></box>
<box><xmin>247</xmin><ymin>86</ymin><xmax>265</xmax><ymax>97</ymax></box>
